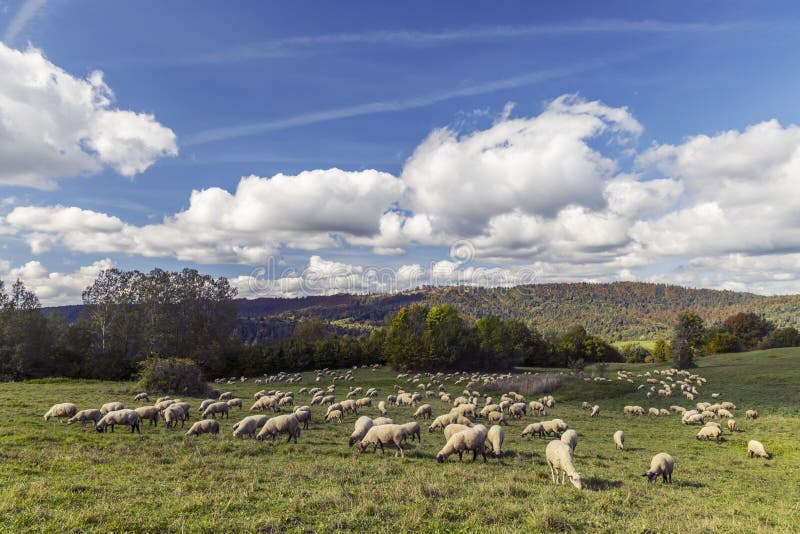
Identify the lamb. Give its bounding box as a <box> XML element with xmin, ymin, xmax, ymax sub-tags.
<box><xmin>642</xmin><ymin>452</ymin><xmax>674</xmax><ymax>483</ymax></box>
<box><xmin>378</xmin><ymin>401</ymin><xmax>387</xmax><ymax>416</ymax></box>
<box><xmin>135</xmin><ymin>406</ymin><xmax>160</xmax><ymax>426</ymax></box>
<box><xmin>256</xmin><ymin>414</ymin><xmax>301</xmax><ymax>443</ymax></box>
<box><xmin>436</xmin><ymin>425</ymin><xmax>488</xmax><ymax>463</ymax></box>
<box><xmin>133</xmin><ymin>393</ymin><xmax>149</xmax><ymax>402</ymax></box>
<box><xmin>100</xmin><ymin>402</ymin><xmax>125</xmax><ymax>415</ymax></box>
<box><xmin>226</xmin><ymin>398</ymin><xmax>243</xmax><ymax>410</ymax></box>
<box><xmin>545</xmin><ymin>440</ymin><xmax>582</xmax><ymax>489</ymax></box>
<box><xmin>67</xmin><ymin>409</ymin><xmax>103</xmax><ymax>426</ymax></box>
<box><xmin>358</xmin><ymin>424</ymin><xmax>409</xmax><ymax>457</ymax></box>
<box><xmin>727</xmin><ymin>419</ymin><xmax>737</xmax><ymax>432</ymax></box>
<box><xmin>325</xmin><ymin>410</ymin><xmax>343</xmax><ymax>423</ymax></box>
<box><xmin>521</xmin><ymin>423</ymin><xmax>545</xmax><ymax>439</ymax></box>
<box><xmin>201</xmin><ymin>402</ymin><xmax>230</xmax><ymax>420</ymax></box>
<box><xmin>745</xmin><ymin>410</ymin><xmax>759</xmax><ymax>420</ymax></box>
<box><xmin>413</xmin><ymin>404</ymin><xmax>433</xmax><ymax>419</ymax></box>
<box><xmin>747</xmin><ymin>440</ymin><xmax>771</xmax><ymax>459</ymax></box>
<box><xmin>401</xmin><ymin>421</ymin><xmax>422</xmax><ymax>443</ymax></box>
<box><xmin>186</xmin><ymin>419</ymin><xmax>220</xmax><ymax>437</ymax></box>
<box><xmin>487</xmin><ymin>425</ymin><xmax>504</xmax><ymax>458</ymax></box>
<box><xmin>348</xmin><ymin>416</ymin><xmax>375</xmax><ymax>447</ymax></box>
<box><xmin>44</xmin><ymin>403</ymin><xmax>78</xmax><ymax>422</ymax></box>
<box><xmin>613</xmin><ymin>430</ymin><xmax>624</xmax><ymax>450</ymax></box>
<box><xmin>560</xmin><ymin>429</ymin><xmax>578</xmax><ymax>451</ymax></box>
<box><xmin>696</xmin><ymin>426</ymin><xmax>722</xmax><ymax>442</ymax></box>
<box><xmin>232</xmin><ymin>416</ymin><xmax>262</xmax><ymax>439</ymax></box>
<box><xmin>443</xmin><ymin>424</ymin><xmax>471</xmax><ymax>440</ymax></box>
<box><xmin>96</xmin><ymin>409</ymin><xmax>141</xmax><ymax>434</ymax></box>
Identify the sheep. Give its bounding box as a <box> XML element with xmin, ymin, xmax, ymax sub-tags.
<box><xmin>642</xmin><ymin>452</ymin><xmax>674</xmax><ymax>483</ymax></box>
<box><xmin>727</xmin><ymin>419</ymin><xmax>737</xmax><ymax>432</ymax></box>
<box><xmin>135</xmin><ymin>406</ymin><xmax>160</xmax><ymax>426</ymax></box>
<box><xmin>705</xmin><ymin>421</ymin><xmax>722</xmax><ymax>431</ymax></box>
<box><xmin>747</xmin><ymin>440</ymin><xmax>771</xmax><ymax>459</ymax></box>
<box><xmin>232</xmin><ymin>416</ymin><xmax>262</xmax><ymax>439</ymax></box>
<box><xmin>155</xmin><ymin>399</ymin><xmax>176</xmax><ymax>411</ymax></box>
<box><xmin>720</xmin><ymin>401</ymin><xmax>736</xmax><ymax>410</ymax></box>
<box><xmin>561</xmin><ymin>429</ymin><xmax>578</xmax><ymax>451</ymax></box>
<box><xmin>186</xmin><ymin>419</ymin><xmax>219</xmax><ymax>437</ymax></box>
<box><xmin>545</xmin><ymin>440</ymin><xmax>582</xmax><ymax>489</ymax></box>
<box><xmin>508</xmin><ymin>403</ymin><xmax>525</xmax><ymax>419</ymax></box>
<box><xmin>590</xmin><ymin>405</ymin><xmax>600</xmax><ymax>417</ymax></box>
<box><xmin>521</xmin><ymin>423</ymin><xmax>545</xmax><ymax>439</ymax></box>
<box><xmin>96</xmin><ymin>409</ymin><xmax>141</xmax><ymax>434</ymax></box>
<box><xmin>155</xmin><ymin>396</ymin><xmax>171</xmax><ymax>404</ymax></box>
<box><xmin>355</xmin><ymin>397</ymin><xmax>372</xmax><ymax>409</ymax></box>
<box><xmin>44</xmin><ymin>403</ymin><xmax>78</xmax><ymax>422</ymax></box>
<box><xmin>163</xmin><ymin>405</ymin><xmax>187</xmax><ymax>429</ymax></box>
<box><xmin>413</xmin><ymin>404</ymin><xmax>433</xmax><ymax>420</ymax></box>
<box><xmin>480</xmin><ymin>404</ymin><xmax>501</xmax><ymax>418</ymax></box>
<box><xmin>659</xmin><ymin>408</ymin><xmax>671</xmax><ymax>416</ymax></box>
<box><xmin>682</xmin><ymin>414</ymin><xmax>705</xmax><ymax>425</ymax></box>
<box><xmin>202</xmin><ymin>402</ymin><xmax>230</xmax><ymax>420</ymax></box>
<box><xmin>613</xmin><ymin>430</ymin><xmax>624</xmax><ymax>450</ymax></box>
<box><xmin>133</xmin><ymin>393</ymin><xmax>149</xmax><ymax>402</ymax></box>
<box><xmin>232</xmin><ymin>414</ymin><xmax>268</xmax><ymax>435</ymax></box>
<box><xmin>250</xmin><ymin>396</ymin><xmax>279</xmax><ymax>413</ymax></box>
<box><xmin>67</xmin><ymin>409</ymin><xmax>103</xmax><ymax>427</ymax></box>
<box><xmin>100</xmin><ymin>402</ymin><xmax>125</xmax><ymax>415</ymax></box>
<box><xmin>372</xmin><ymin>417</ymin><xmax>394</xmax><ymax>426</ymax></box>
<box><xmin>581</xmin><ymin>401</ymin><xmax>592</xmax><ymax>410</ymax></box>
<box><xmin>443</xmin><ymin>424</ymin><xmax>471</xmax><ymax>440</ymax></box>
<box><xmin>358</xmin><ymin>424</ymin><xmax>409</xmax><ymax>457</ymax></box>
<box><xmin>401</xmin><ymin>421</ymin><xmax>422</xmax><ymax>443</ymax></box>
<box><xmin>173</xmin><ymin>402</ymin><xmax>191</xmax><ymax>419</ymax></box>
<box><xmin>487</xmin><ymin>425</ymin><xmax>504</xmax><ymax>458</ymax></box>
<box><xmin>648</xmin><ymin>407</ymin><xmax>660</xmax><ymax>416</ymax></box>
<box><xmin>199</xmin><ymin>399</ymin><xmax>217</xmax><ymax>413</ymax></box>
<box><xmin>226</xmin><ymin>398</ymin><xmax>243</xmax><ymax>410</ymax></box>
<box><xmin>325</xmin><ymin>410</ymin><xmax>343</xmax><ymax>423</ymax></box>
<box><xmin>349</xmin><ymin>416</ymin><xmax>375</xmax><ymax>447</ymax></box>
<box><xmin>528</xmin><ymin>401</ymin><xmax>546</xmax><ymax>415</ymax></box>
<box><xmin>257</xmin><ymin>414</ymin><xmax>301</xmax><ymax>443</ymax></box>
<box><xmin>293</xmin><ymin>408</ymin><xmax>311</xmax><ymax>429</ymax></box>
<box><xmin>378</xmin><ymin>401</ymin><xmax>387</xmax><ymax>416</ymax></box>
<box><xmin>696</xmin><ymin>426</ymin><xmax>722</xmax><ymax>442</ymax></box>
<box><xmin>219</xmin><ymin>391</ymin><xmax>234</xmax><ymax>401</ymax></box>
<box><xmin>487</xmin><ymin>411</ymin><xmax>508</xmax><ymax>425</ymax></box>
<box><xmin>436</xmin><ymin>425</ymin><xmax>488</xmax><ymax>463</ymax></box>
<box><xmin>745</xmin><ymin>410</ymin><xmax>759</xmax><ymax>420</ymax></box>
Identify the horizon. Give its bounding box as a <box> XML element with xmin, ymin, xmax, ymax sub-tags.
<box><xmin>3</xmin><ymin>2</ymin><xmax>800</xmax><ymax>305</ymax></box>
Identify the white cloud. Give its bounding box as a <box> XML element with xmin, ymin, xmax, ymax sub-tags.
<box><xmin>0</xmin><ymin>258</ymin><xmax>114</xmax><ymax>306</ymax></box>
<box><xmin>0</xmin><ymin>43</ymin><xmax>177</xmax><ymax>189</ymax></box>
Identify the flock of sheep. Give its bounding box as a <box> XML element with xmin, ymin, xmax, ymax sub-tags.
<box><xmin>42</xmin><ymin>365</ymin><xmax>774</xmax><ymax>490</ymax></box>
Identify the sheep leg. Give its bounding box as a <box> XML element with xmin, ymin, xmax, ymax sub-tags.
<box><xmin>549</xmin><ymin>463</ymin><xmax>557</xmax><ymax>483</ymax></box>
<box><xmin>379</xmin><ymin>442</ymin><xmax>385</xmax><ymax>455</ymax></box>
<box><xmin>286</xmin><ymin>433</ymin><xmax>292</xmax><ymax>443</ymax></box>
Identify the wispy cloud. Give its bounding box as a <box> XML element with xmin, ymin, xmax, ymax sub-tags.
<box><xmin>189</xmin><ymin>19</ymin><xmax>741</xmax><ymax>64</ymax></box>
<box><xmin>3</xmin><ymin>0</ymin><xmax>47</xmax><ymax>43</ymax></box>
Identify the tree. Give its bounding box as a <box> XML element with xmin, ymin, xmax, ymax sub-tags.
<box><xmin>672</xmin><ymin>310</ymin><xmax>705</xmax><ymax>369</ymax></box>
<box><xmin>383</xmin><ymin>305</ymin><xmax>428</xmax><ymax>370</ymax></box>
<box><xmin>652</xmin><ymin>338</ymin><xmax>670</xmax><ymax>362</ymax></box>
<box><xmin>722</xmin><ymin>312</ymin><xmax>773</xmax><ymax>351</ymax></box>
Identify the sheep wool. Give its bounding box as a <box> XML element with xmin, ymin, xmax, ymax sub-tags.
<box><xmin>521</xmin><ymin>423</ymin><xmax>545</xmax><ymax>439</ymax></box>
<box><xmin>436</xmin><ymin>425</ymin><xmax>488</xmax><ymax>463</ymax></box>
<box><xmin>560</xmin><ymin>429</ymin><xmax>578</xmax><ymax>451</ymax></box>
<box><xmin>643</xmin><ymin>452</ymin><xmax>674</xmax><ymax>483</ymax></box>
<box><xmin>487</xmin><ymin>425</ymin><xmax>504</xmax><ymax>458</ymax></box>
<box><xmin>545</xmin><ymin>440</ymin><xmax>582</xmax><ymax>489</ymax></box>
<box><xmin>747</xmin><ymin>440</ymin><xmax>771</xmax><ymax>459</ymax></box>
<box><xmin>400</xmin><ymin>421</ymin><xmax>422</xmax><ymax>443</ymax></box>
<box><xmin>358</xmin><ymin>424</ymin><xmax>409</xmax><ymax>457</ymax></box>
<box><xmin>696</xmin><ymin>426</ymin><xmax>722</xmax><ymax>442</ymax></box>
<box><xmin>349</xmin><ymin>416</ymin><xmax>375</xmax><ymax>447</ymax></box>
<box><xmin>613</xmin><ymin>430</ymin><xmax>624</xmax><ymax>450</ymax></box>
<box><xmin>67</xmin><ymin>409</ymin><xmax>103</xmax><ymax>426</ymax></box>
<box><xmin>186</xmin><ymin>419</ymin><xmax>220</xmax><ymax>437</ymax></box>
<box><xmin>96</xmin><ymin>409</ymin><xmax>141</xmax><ymax>434</ymax></box>
<box><xmin>257</xmin><ymin>414</ymin><xmax>301</xmax><ymax>443</ymax></box>
<box><xmin>443</xmin><ymin>424</ymin><xmax>471</xmax><ymax>440</ymax></box>
<box><xmin>100</xmin><ymin>402</ymin><xmax>125</xmax><ymax>415</ymax></box>
<box><xmin>44</xmin><ymin>403</ymin><xmax>78</xmax><ymax>422</ymax></box>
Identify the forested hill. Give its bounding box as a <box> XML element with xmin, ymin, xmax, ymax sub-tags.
<box><xmin>45</xmin><ymin>282</ymin><xmax>800</xmax><ymax>343</ymax></box>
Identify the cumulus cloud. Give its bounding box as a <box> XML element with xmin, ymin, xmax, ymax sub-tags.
<box><xmin>0</xmin><ymin>258</ymin><xmax>114</xmax><ymax>306</ymax></box>
<box><xmin>0</xmin><ymin>43</ymin><xmax>177</xmax><ymax>189</ymax></box>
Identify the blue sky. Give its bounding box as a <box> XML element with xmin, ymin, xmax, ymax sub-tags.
<box><xmin>2</xmin><ymin>1</ymin><xmax>800</xmax><ymax>304</ymax></box>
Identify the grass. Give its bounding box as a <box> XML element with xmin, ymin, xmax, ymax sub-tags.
<box><xmin>0</xmin><ymin>349</ymin><xmax>798</xmax><ymax>532</ymax></box>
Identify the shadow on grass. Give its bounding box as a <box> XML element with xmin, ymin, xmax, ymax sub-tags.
<box><xmin>585</xmin><ymin>476</ymin><xmax>624</xmax><ymax>491</ymax></box>
<box><xmin>676</xmin><ymin>480</ymin><xmax>706</xmax><ymax>488</ymax></box>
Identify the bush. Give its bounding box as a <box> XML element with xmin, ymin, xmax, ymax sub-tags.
<box><xmin>621</xmin><ymin>344</ymin><xmax>651</xmax><ymax>363</ymax></box>
<box><xmin>136</xmin><ymin>357</ymin><xmax>210</xmax><ymax>396</ymax></box>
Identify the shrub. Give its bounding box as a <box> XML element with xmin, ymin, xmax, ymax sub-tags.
<box><xmin>621</xmin><ymin>344</ymin><xmax>651</xmax><ymax>363</ymax></box>
<box><xmin>136</xmin><ymin>357</ymin><xmax>210</xmax><ymax>396</ymax></box>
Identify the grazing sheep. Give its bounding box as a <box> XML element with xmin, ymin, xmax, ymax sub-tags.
<box><xmin>358</xmin><ymin>424</ymin><xmax>409</xmax><ymax>457</ymax></box>
<box><xmin>250</xmin><ymin>396</ymin><xmax>279</xmax><ymax>413</ymax></box>
<box><xmin>219</xmin><ymin>391</ymin><xmax>234</xmax><ymax>401</ymax></box>
<box><xmin>648</xmin><ymin>407</ymin><xmax>660</xmax><ymax>416</ymax></box>
<box><xmin>257</xmin><ymin>414</ymin><xmax>301</xmax><ymax>443</ymax></box>
<box><xmin>232</xmin><ymin>415</ymin><xmax>268</xmax><ymax>434</ymax></box>
<box><xmin>443</xmin><ymin>424</ymin><xmax>471</xmax><ymax>440</ymax></box>
<box><xmin>134</xmin><ymin>393</ymin><xmax>149</xmax><ymax>402</ymax></box>
<box><xmin>226</xmin><ymin>398</ymin><xmax>243</xmax><ymax>410</ymax></box>
<box><xmin>436</xmin><ymin>425</ymin><xmax>488</xmax><ymax>463</ymax></box>
<box><xmin>202</xmin><ymin>402</ymin><xmax>230</xmax><ymax>420</ymax></box>
<box><xmin>545</xmin><ymin>440</ymin><xmax>582</xmax><ymax>489</ymax></box>
<box><xmin>727</xmin><ymin>419</ymin><xmax>737</xmax><ymax>432</ymax></box>
<box><xmin>717</xmin><ymin>408</ymin><xmax>733</xmax><ymax>419</ymax></box>
<box><xmin>613</xmin><ymin>430</ymin><xmax>624</xmax><ymax>450</ymax></box>
<box><xmin>199</xmin><ymin>399</ymin><xmax>217</xmax><ymax>413</ymax></box>
<box><xmin>355</xmin><ymin>398</ymin><xmax>372</xmax><ymax>409</ymax></box>
<box><xmin>642</xmin><ymin>452</ymin><xmax>674</xmax><ymax>483</ymax></box>
<box><xmin>155</xmin><ymin>396</ymin><xmax>171</xmax><ymax>404</ymax></box>
<box><xmin>232</xmin><ymin>416</ymin><xmax>262</xmax><ymax>439</ymax></box>
<box><xmin>581</xmin><ymin>401</ymin><xmax>592</xmax><ymax>410</ymax></box>
<box><xmin>186</xmin><ymin>419</ymin><xmax>219</xmax><ymax>437</ymax></box>
<box><xmin>521</xmin><ymin>423</ymin><xmax>545</xmax><ymax>439</ymax></box>
<box><xmin>100</xmin><ymin>402</ymin><xmax>125</xmax><ymax>415</ymax></box>
<box><xmin>747</xmin><ymin>440</ymin><xmax>771</xmax><ymax>459</ymax></box>
<box><xmin>414</xmin><ymin>404</ymin><xmax>433</xmax><ymax>420</ymax></box>
<box><xmin>67</xmin><ymin>409</ymin><xmax>103</xmax><ymax>427</ymax></box>
<box><xmin>134</xmin><ymin>406</ymin><xmax>160</xmax><ymax>426</ymax></box>
<box><xmin>528</xmin><ymin>401</ymin><xmax>546</xmax><ymax>415</ymax></box>
<box><xmin>401</xmin><ymin>421</ymin><xmax>422</xmax><ymax>443</ymax></box>
<box><xmin>44</xmin><ymin>403</ymin><xmax>78</xmax><ymax>422</ymax></box>
<box><xmin>696</xmin><ymin>426</ymin><xmax>722</xmax><ymax>442</ymax></box>
<box><xmin>96</xmin><ymin>409</ymin><xmax>141</xmax><ymax>434</ymax></box>
<box><xmin>682</xmin><ymin>413</ymin><xmax>705</xmax><ymax>425</ymax></box>
<box><xmin>372</xmin><ymin>417</ymin><xmax>394</xmax><ymax>426</ymax></box>
<box><xmin>720</xmin><ymin>401</ymin><xmax>736</xmax><ymax>410</ymax></box>
<box><xmin>349</xmin><ymin>416</ymin><xmax>375</xmax><ymax>447</ymax></box>
<box><xmin>590</xmin><ymin>405</ymin><xmax>600</xmax><ymax>417</ymax></box>
<box><xmin>155</xmin><ymin>399</ymin><xmax>176</xmax><ymax>411</ymax></box>
<box><xmin>378</xmin><ymin>401</ymin><xmax>387</xmax><ymax>416</ymax></box>
<box><xmin>293</xmin><ymin>408</ymin><xmax>311</xmax><ymax>429</ymax></box>
<box><xmin>325</xmin><ymin>410</ymin><xmax>343</xmax><ymax>423</ymax></box>
<box><xmin>659</xmin><ymin>409</ymin><xmax>671</xmax><ymax>416</ymax></box>
<box><xmin>745</xmin><ymin>410</ymin><xmax>759</xmax><ymax>420</ymax></box>
<box><xmin>163</xmin><ymin>405</ymin><xmax>187</xmax><ymax>429</ymax></box>
<box><xmin>487</xmin><ymin>411</ymin><xmax>508</xmax><ymax>425</ymax></box>
<box><xmin>487</xmin><ymin>425</ymin><xmax>504</xmax><ymax>458</ymax></box>
<box><xmin>560</xmin><ymin>429</ymin><xmax>578</xmax><ymax>451</ymax></box>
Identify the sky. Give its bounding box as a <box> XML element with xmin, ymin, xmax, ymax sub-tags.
<box><xmin>2</xmin><ymin>1</ymin><xmax>800</xmax><ymax>305</ymax></box>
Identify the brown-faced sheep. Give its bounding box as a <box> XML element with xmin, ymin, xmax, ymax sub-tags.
<box><xmin>643</xmin><ymin>452</ymin><xmax>674</xmax><ymax>483</ymax></box>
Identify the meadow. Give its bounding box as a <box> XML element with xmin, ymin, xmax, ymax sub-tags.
<box><xmin>1</xmin><ymin>349</ymin><xmax>798</xmax><ymax>533</ymax></box>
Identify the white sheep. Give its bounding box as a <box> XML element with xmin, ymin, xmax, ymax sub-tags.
<box><xmin>219</xmin><ymin>391</ymin><xmax>234</xmax><ymax>401</ymax></box>
<box><xmin>202</xmin><ymin>402</ymin><xmax>230</xmax><ymax>419</ymax></box>
<box><xmin>590</xmin><ymin>405</ymin><xmax>600</xmax><ymax>417</ymax></box>
<box><xmin>163</xmin><ymin>405</ymin><xmax>187</xmax><ymax>429</ymax></box>
<box><xmin>401</xmin><ymin>421</ymin><xmax>422</xmax><ymax>443</ymax></box>
<box><xmin>198</xmin><ymin>399</ymin><xmax>216</xmax><ymax>413</ymax></box>
<box><xmin>358</xmin><ymin>424</ymin><xmax>409</xmax><ymax>457</ymax></box>
<box><xmin>747</xmin><ymin>440</ymin><xmax>771</xmax><ymax>459</ymax></box>
<box><xmin>133</xmin><ymin>393</ymin><xmax>149</xmax><ymax>402</ymax></box>
<box><xmin>293</xmin><ymin>408</ymin><xmax>311</xmax><ymax>429</ymax></box>
<box><xmin>717</xmin><ymin>408</ymin><xmax>733</xmax><ymax>419</ymax></box>
<box><xmin>96</xmin><ymin>409</ymin><xmax>141</xmax><ymax>434</ymax></box>
<box><xmin>377</xmin><ymin>401</ymin><xmax>387</xmax><ymax>416</ymax></box>
<box><xmin>100</xmin><ymin>402</ymin><xmax>125</xmax><ymax>415</ymax></box>
<box><xmin>135</xmin><ymin>406</ymin><xmax>160</xmax><ymax>426</ymax></box>
<box><xmin>44</xmin><ymin>403</ymin><xmax>78</xmax><ymax>422</ymax></box>
<box><xmin>560</xmin><ymin>429</ymin><xmax>578</xmax><ymax>451</ymax></box>
<box><xmin>443</xmin><ymin>424</ymin><xmax>471</xmax><ymax>440</ymax></box>
<box><xmin>67</xmin><ymin>409</ymin><xmax>103</xmax><ymax>427</ymax></box>
<box><xmin>257</xmin><ymin>414</ymin><xmax>300</xmax><ymax>443</ymax></box>
<box><xmin>745</xmin><ymin>410</ymin><xmax>759</xmax><ymax>420</ymax></box>
<box><xmin>325</xmin><ymin>409</ymin><xmax>343</xmax><ymax>423</ymax></box>
<box><xmin>727</xmin><ymin>419</ymin><xmax>737</xmax><ymax>432</ymax></box>
<box><xmin>521</xmin><ymin>423</ymin><xmax>545</xmax><ymax>439</ymax></box>
<box><xmin>226</xmin><ymin>398</ymin><xmax>243</xmax><ymax>410</ymax></box>
<box><xmin>545</xmin><ymin>440</ymin><xmax>582</xmax><ymax>489</ymax></box>
<box><xmin>348</xmin><ymin>416</ymin><xmax>375</xmax><ymax>447</ymax></box>
<box><xmin>232</xmin><ymin>416</ymin><xmax>262</xmax><ymax>439</ymax></box>
<box><xmin>186</xmin><ymin>419</ymin><xmax>219</xmax><ymax>437</ymax></box>
<box><xmin>487</xmin><ymin>425</ymin><xmax>504</xmax><ymax>458</ymax></box>
<box><xmin>696</xmin><ymin>426</ymin><xmax>722</xmax><ymax>442</ymax></box>
<box><xmin>642</xmin><ymin>452</ymin><xmax>674</xmax><ymax>483</ymax></box>
<box><xmin>413</xmin><ymin>404</ymin><xmax>433</xmax><ymax>420</ymax></box>
<box><xmin>487</xmin><ymin>411</ymin><xmax>508</xmax><ymax>425</ymax></box>
<box><xmin>613</xmin><ymin>430</ymin><xmax>624</xmax><ymax>450</ymax></box>
<box><xmin>232</xmin><ymin>415</ymin><xmax>268</xmax><ymax>437</ymax></box>
<box><xmin>372</xmin><ymin>417</ymin><xmax>394</xmax><ymax>426</ymax></box>
<box><xmin>436</xmin><ymin>425</ymin><xmax>488</xmax><ymax>463</ymax></box>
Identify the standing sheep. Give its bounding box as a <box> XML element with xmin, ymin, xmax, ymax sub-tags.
<box><xmin>727</xmin><ymin>419</ymin><xmax>737</xmax><ymax>432</ymax></box>
<box><xmin>202</xmin><ymin>402</ymin><xmax>230</xmax><ymax>420</ymax></box>
<box><xmin>521</xmin><ymin>423</ymin><xmax>545</xmax><ymax>439</ymax></box>
<box><xmin>696</xmin><ymin>426</ymin><xmax>722</xmax><ymax>442</ymax></box>
<box><xmin>377</xmin><ymin>401</ymin><xmax>387</xmax><ymax>416</ymax></box>
<box><xmin>186</xmin><ymin>419</ymin><xmax>220</xmax><ymax>437</ymax></box>
<box><xmin>96</xmin><ymin>409</ymin><xmax>141</xmax><ymax>434</ymax></box>
<box><xmin>590</xmin><ymin>405</ymin><xmax>600</xmax><ymax>417</ymax></box>
<box><xmin>67</xmin><ymin>409</ymin><xmax>103</xmax><ymax>427</ymax></box>
<box><xmin>545</xmin><ymin>440</ymin><xmax>582</xmax><ymax>489</ymax></box>
<box><xmin>745</xmin><ymin>410</ymin><xmax>759</xmax><ymax>420</ymax></box>
<box><xmin>325</xmin><ymin>410</ymin><xmax>343</xmax><ymax>424</ymax></box>
<box><xmin>413</xmin><ymin>404</ymin><xmax>433</xmax><ymax>420</ymax></box>
<box><xmin>134</xmin><ymin>393</ymin><xmax>149</xmax><ymax>402</ymax></box>
<box><xmin>613</xmin><ymin>430</ymin><xmax>624</xmax><ymax>450</ymax></box>
<box><xmin>293</xmin><ymin>408</ymin><xmax>311</xmax><ymax>429</ymax></box>
<box><xmin>257</xmin><ymin>414</ymin><xmax>301</xmax><ymax>443</ymax></box>
<box><xmin>642</xmin><ymin>452</ymin><xmax>674</xmax><ymax>483</ymax></box>
<box><xmin>358</xmin><ymin>424</ymin><xmax>409</xmax><ymax>457</ymax></box>
<box><xmin>487</xmin><ymin>425</ymin><xmax>504</xmax><ymax>458</ymax></box>
<box><xmin>100</xmin><ymin>402</ymin><xmax>125</xmax><ymax>415</ymax></box>
<box><xmin>747</xmin><ymin>440</ymin><xmax>771</xmax><ymax>459</ymax></box>
<box><xmin>226</xmin><ymin>398</ymin><xmax>243</xmax><ymax>410</ymax></box>
<box><xmin>44</xmin><ymin>403</ymin><xmax>78</xmax><ymax>422</ymax></box>
<box><xmin>436</xmin><ymin>426</ymin><xmax>488</xmax><ymax>463</ymax></box>
<box><xmin>348</xmin><ymin>416</ymin><xmax>375</xmax><ymax>447</ymax></box>
<box><xmin>135</xmin><ymin>406</ymin><xmax>160</xmax><ymax>427</ymax></box>
<box><xmin>232</xmin><ymin>416</ymin><xmax>261</xmax><ymax>439</ymax></box>
<box><xmin>560</xmin><ymin>429</ymin><xmax>578</xmax><ymax>451</ymax></box>
<box><xmin>400</xmin><ymin>422</ymin><xmax>422</xmax><ymax>443</ymax></box>
<box><xmin>443</xmin><ymin>424</ymin><xmax>471</xmax><ymax>440</ymax></box>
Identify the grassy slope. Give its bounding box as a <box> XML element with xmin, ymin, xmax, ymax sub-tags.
<box><xmin>0</xmin><ymin>350</ymin><xmax>798</xmax><ymax>533</ymax></box>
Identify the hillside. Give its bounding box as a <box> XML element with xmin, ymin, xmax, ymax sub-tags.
<box><xmin>46</xmin><ymin>282</ymin><xmax>800</xmax><ymax>343</ymax></box>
